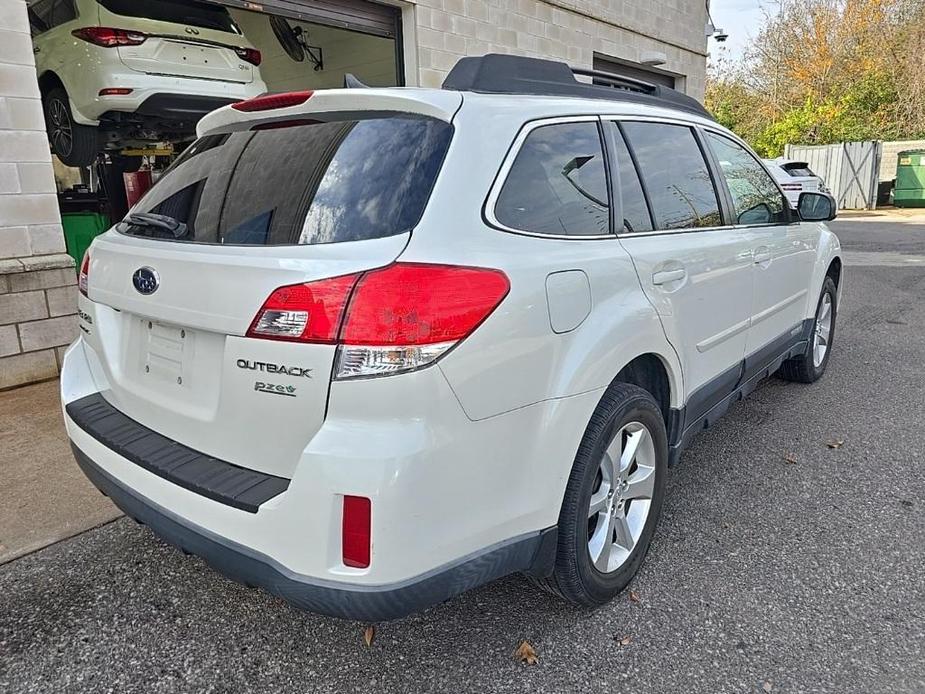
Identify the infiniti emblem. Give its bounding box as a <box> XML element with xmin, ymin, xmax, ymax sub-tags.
<box><xmin>132</xmin><ymin>267</ymin><xmax>159</xmax><ymax>295</ymax></box>
<box><xmin>185</xmin><ymin>26</ymin><xmax>200</xmax><ymax>35</ymax></box>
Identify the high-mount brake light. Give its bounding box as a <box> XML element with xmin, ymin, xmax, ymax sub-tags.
<box><xmin>72</xmin><ymin>27</ymin><xmax>147</xmax><ymax>47</ymax></box>
<box><xmin>232</xmin><ymin>90</ymin><xmax>313</xmax><ymax>112</ymax></box>
<box><xmin>78</xmin><ymin>251</ymin><xmax>90</xmax><ymax>297</ymax></box>
<box><xmin>245</xmin><ymin>263</ymin><xmax>510</xmax><ymax>379</ymax></box>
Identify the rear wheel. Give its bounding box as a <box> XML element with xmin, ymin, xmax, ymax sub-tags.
<box><xmin>44</xmin><ymin>88</ymin><xmax>100</xmax><ymax>167</ymax></box>
<box><xmin>779</xmin><ymin>276</ymin><xmax>837</xmax><ymax>383</ymax></box>
<box><xmin>536</xmin><ymin>383</ymin><xmax>667</xmax><ymax>606</ymax></box>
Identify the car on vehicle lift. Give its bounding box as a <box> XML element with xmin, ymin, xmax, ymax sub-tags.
<box><xmin>62</xmin><ymin>55</ymin><xmax>842</xmax><ymax>621</ymax></box>
<box><xmin>29</xmin><ymin>0</ymin><xmax>267</xmax><ymax>168</ymax></box>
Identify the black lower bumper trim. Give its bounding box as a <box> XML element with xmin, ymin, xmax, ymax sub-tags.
<box><xmin>66</xmin><ymin>394</ymin><xmax>288</xmax><ymax>513</ymax></box>
<box><xmin>70</xmin><ymin>444</ymin><xmax>551</xmax><ymax>621</ymax></box>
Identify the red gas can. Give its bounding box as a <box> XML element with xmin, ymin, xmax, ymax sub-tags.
<box><xmin>123</xmin><ymin>170</ymin><xmax>153</xmax><ymax>208</ymax></box>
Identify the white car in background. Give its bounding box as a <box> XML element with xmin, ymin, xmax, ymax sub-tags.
<box><xmin>764</xmin><ymin>157</ymin><xmax>829</xmax><ymax>207</ymax></box>
<box><xmin>30</xmin><ymin>0</ymin><xmax>267</xmax><ymax>168</ymax></box>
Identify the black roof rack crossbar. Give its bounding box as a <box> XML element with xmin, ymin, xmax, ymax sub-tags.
<box><xmin>441</xmin><ymin>54</ymin><xmax>713</xmax><ymax>120</ymax></box>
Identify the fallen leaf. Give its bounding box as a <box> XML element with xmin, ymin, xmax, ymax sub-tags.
<box><xmin>763</xmin><ymin>681</ymin><xmax>773</xmax><ymax>692</ymax></box>
<box><xmin>363</xmin><ymin>625</ymin><xmax>375</xmax><ymax>647</ymax></box>
<box><xmin>629</xmin><ymin>590</ymin><xmax>641</xmax><ymax>604</ymax></box>
<box><xmin>826</xmin><ymin>440</ymin><xmax>844</xmax><ymax>449</ymax></box>
<box><xmin>513</xmin><ymin>640</ymin><xmax>538</xmax><ymax>665</ymax></box>
<box><xmin>613</xmin><ymin>635</ymin><xmax>632</xmax><ymax>646</ymax></box>
<box><xmin>783</xmin><ymin>453</ymin><xmax>798</xmax><ymax>465</ymax></box>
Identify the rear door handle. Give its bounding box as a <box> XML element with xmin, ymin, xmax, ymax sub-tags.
<box><xmin>652</xmin><ymin>268</ymin><xmax>687</xmax><ymax>285</ymax></box>
<box><xmin>754</xmin><ymin>246</ymin><xmax>772</xmax><ymax>265</ymax></box>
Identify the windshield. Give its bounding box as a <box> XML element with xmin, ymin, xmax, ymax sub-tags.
<box><xmin>121</xmin><ymin>116</ymin><xmax>453</xmax><ymax>246</ymax></box>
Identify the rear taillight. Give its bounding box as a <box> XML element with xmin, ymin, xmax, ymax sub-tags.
<box><xmin>246</xmin><ymin>263</ymin><xmax>510</xmax><ymax>379</ymax></box>
<box><xmin>342</xmin><ymin>495</ymin><xmax>371</xmax><ymax>568</ymax></box>
<box><xmin>78</xmin><ymin>252</ymin><xmax>90</xmax><ymax>297</ymax></box>
<box><xmin>232</xmin><ymin>90</ymin><xmax>313</xmax><ymax>112</ymax></box>
<box><xmin>246</xmin><ymin>273</ymin><xmax>359</xmax><ymax>343</ymax></box>
<box><xmin>72</xmin><ymin>27</ymin><xmax>147</xmax><ymax>47</ymax></box>
<box><xmin>234</xmin><ymin>46</ymin><xmax>262</xmax><ymax>66</ymax></box>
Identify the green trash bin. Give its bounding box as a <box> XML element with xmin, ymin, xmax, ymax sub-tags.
<box><xmin>894</xmin><ymin>149</ymin><xmax>925</xmax><ymax>208</ymax></box>
<box><xmin>61</xmin><ymin>212</ymin><xmax>110</xmax><ymax>268</ymax></box>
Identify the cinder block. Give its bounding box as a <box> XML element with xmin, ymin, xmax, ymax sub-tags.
<box><xmin>8</xmin><ymin>267</ymin><xmax>75</xmax><ymax>292</ymax></box>
<box><xmin>0</xmin><ymin>97</ymin><xmax>46</xmax><ymax>133</ymax></box>
<box><xmin>46</xmin><ymin>285</ymin><xmax>77</xmax><ymax>317</ymax></box>
<box><xmin>0</xmin><ymin>193</ymin><xmax>59</xmax><ymax>227</ymax></box>
<box><xmin>0</xmin><ymin>63</ymin><xmax>40</xmax><ymax>100</ymax></box>
<box><xmin>19</xmin><ymin>252</ymin><xmax>73</xmax><ymax>272</ymax></box>
<box><xmin>0</xmin><ymin>29</ymin><xmax>34</xmax><ymax>69</ymax></box>
<box><xmin>0</xmin><ymin>349</ymin><xmax>58</xmax><ymax>390</ymax></box>
<box><xmin>0</xmin><ymin>324</ymin><xmax>19</xmax><ymax>357</ymax></box>
<box><xmin>18</xmin><ymin>315</ymin><xmax>77</xmax><ymax>352</ymax></box>
<box><xmin>0</xmin><ymin>131</ymin><xmax>51</xmax><ymax>164</ymax></box>
<box><xmin>0</xmin><ymin>2</ymin><xmax>30</xmax><ymax>34</ymax></box>
<box><xmin>0</xmin><ymin>289</ymin><xmax>46</xmax><ymax>325</ymax></box>
<box><xmin>0</xmin><ymin>162</ymin><xmax>19</xmax><ymax>193</ymax></box>
<box><xmin>26</xmin><ymin>224</ymin><xmax>66</xmax><ymax>255</ymax></box>
<box><xmin>0</xmin><ymin>226</ymin><xmax>31</xmax><ymax>259</ymax></box>
<box><xmin>16</xmin><ymin>162</ymin><xmax>56</xmax><ymax>194</ymax></box>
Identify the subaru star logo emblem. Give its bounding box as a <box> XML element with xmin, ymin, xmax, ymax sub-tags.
<box><xmin>132</xmin><ymin>267</ymin><xmax>159</xmax><ymax>295</ymax></box>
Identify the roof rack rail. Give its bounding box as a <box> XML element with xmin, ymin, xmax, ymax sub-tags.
<box><xmin>442</xmin><ymin>54</ymin><xmax>713</xmax><ymax>120</ymax></box>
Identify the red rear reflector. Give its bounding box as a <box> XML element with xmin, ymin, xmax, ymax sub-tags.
<box><xmin>342</xmin><ymin>496</ymin><xmax>371</xmax><ymax>568</ymax></box>
<box><xmin>232</xmin><ymin>90</ymin><xmax>313</xmax><ymax>112</ymax></box>
<box><xmin>72</xmin><ymin>27</ymin><xmax>147</xmax><ymax>47</ymax></box>
<box><xmin>99</xmin><ymin>88</ymin><xmax>133</xmax><ymax>96</ymax></box>
<box><xmin>245</xmin><ymin>273</ymin><xmax>359</xmax><ymax>343</ymax></box>
<box><xmin>78</xmin><ymin>251</ymin><xmax>90</xmax><ymax>297</ymax></box>
<box><xmin>341</xmin><ymin>263</ymin><xmax>511</xmax><ymax>346</ymax></box>
<box><xmin>234</xmin><ymin>46</ymin><xmax>262</xmax><ymax>66</ymax></box>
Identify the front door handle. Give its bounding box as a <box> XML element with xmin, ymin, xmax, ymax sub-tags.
<box><xmin>753</xmin><ymin>246</ymin><xmax>772</xmax><ymax>265</ymax></box>
<box><xmin>652</xmin><ymin>268</ymin><xmax>687</xmax><ymax>285</ymax></box>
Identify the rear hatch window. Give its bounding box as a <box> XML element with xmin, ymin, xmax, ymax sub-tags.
<box><xmin>98</xmin><ymin>0</ymin><xmax>241</xmax><ymax>34</ymax></box>
<box><xmin>783</xmin><ymin>162</ymin><xmax>816</xmax><ymax>178</ymax></box>
<box><xmin>120</xmin><ymin>115</ymin><xmax>453</xmax><ymax>246</ymax></box>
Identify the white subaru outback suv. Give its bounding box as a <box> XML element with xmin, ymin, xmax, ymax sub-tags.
<box><xmin>61</xmin><ymin>55</ymin><xmax>842</xmax><ymax>621</ymax></box>
<box><xmin>30</xmin><ymin>0</ymin><xmax>266</xmax><ymax>167</ymax></box>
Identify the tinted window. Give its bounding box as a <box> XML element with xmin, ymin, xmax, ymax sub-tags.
<box><xmin>495</xmin><ymin>122</ymin><xmax>610</xmax><ymax>236</ymax></box>
<box><xmin>706</xmin><ymin>132</ymin><xmax>787</xmax><ymax>225</ymax></box>
<box><xmin>29</xmin><ymin>0</ymin><xmax>54</xmax><ymax>33</ymax></box>
<box><xmin>98</xmin><ymin>0</ymin><xmax>240</xmax><ymax>33</ymax></box>
<box><xmin>621</xmin><ymin>122</ymin><xmax>722</xmax><ymax>230</ymax></box>
<box><xmin>51</xmin><ymin>0</ymin><xmax>77</xmax><ymax>25</ymax></box>
<box><xmin>783</xmin><ymin>163</ymin><xmax>816</xmax><ymax>178</ymax></box>
<box><xmin>121</xmin><ymin>116</ymin><xmax>452</xmax><ymax>245</ymax></box>
<box><xmin>608</xmin><ymin>123</ymin><xmax>653</xmax><ymax>233</ymax></box>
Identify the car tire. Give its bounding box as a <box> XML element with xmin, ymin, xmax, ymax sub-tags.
<box><xmin>534</xmin><ymin>382</ymin><xmax>668</xmax><ymax>607</ymax></box>
<box><xmin>779</xmin><ymin>276</ymin><xmax>837</xmax><ymax>384</ymax></box>
<box><xmin>44</xmin><ymin>88</ymin><xmax>100</xmax><ymax>168</ymax></box>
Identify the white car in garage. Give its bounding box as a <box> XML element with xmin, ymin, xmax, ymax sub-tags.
<box><xmin>764</xmin><ymin>157</ymin><xmax>829</xmax><ymax>207</ymax></box>
<box><xmin>30</xmin><ymin>0</ymin><xmax>267</xmax><ymax>167</ymax></box>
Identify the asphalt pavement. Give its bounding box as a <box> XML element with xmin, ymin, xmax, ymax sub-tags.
<box><xmin>1</xmin><ymin>217</ymin><xmax>923</xmax><ymax>693</ymax></box>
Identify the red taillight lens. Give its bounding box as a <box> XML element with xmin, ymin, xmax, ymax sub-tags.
<box><xmin>72</xmin><ymin>27</ymin><xmax>147</xmax><ymax>47</ymax></box>
<box><xmin>232</xmin><ymin>90</ymin><xmax>313</xmax><ymax>112</ymax></box>
<box><xmin>98</xmin><ymin>88</ymin><xmax>133</xmax><ymax>96</ymax></box>
<box><xmin>245</xmin><ymin>273</ymin><xmax>359</xmax><ymax>343</ymax></box>
<box><xmin>246</xmin><ymin>263</ymin><xmax>509</xmax><ymax>378</ymax></box>
<box><xmin>341</xmin><ymin>264</ymin><xmax>511</xmax><ymax>346</ymax></box>
<box><xmin>342</xmin><ymin>495</ymin><xmax>371</xmax><ymax>568</ymax></box>
<box><xmin>78</xmin><ymin>252</ymin><xmax>90</xmax><ymax>297</ymax></box>
<box><xmin>234</xmin><ymin>46</ymin><xmax>262</xmax><ymax>66</ymax></box>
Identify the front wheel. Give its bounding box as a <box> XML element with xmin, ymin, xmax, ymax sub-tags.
<box><xmin>780</xmin><ymin>276</ymin><xmax>838</xmax><ymax>383</ymax></box>
<box><xmin>535</xmin><ymin>383</ymin><xmax>668</xmax><ymax>606</ymax></box>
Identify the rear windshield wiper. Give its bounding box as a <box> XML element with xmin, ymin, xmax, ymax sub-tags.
<box><xmin>118</xmin><ymin>212</ymin><xmax>188</xmax><ymax>239</ymax></box>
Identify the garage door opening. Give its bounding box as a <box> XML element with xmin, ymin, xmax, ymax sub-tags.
<box><xmin>592</xmin><ymin>54</ymin><xmax>679</xmax><ymax>90</ymax></box>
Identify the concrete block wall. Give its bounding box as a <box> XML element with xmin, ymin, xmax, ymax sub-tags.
<box><xmin>880</xmin><ymin>139</ymin><xmax>925</xmax><ymax>182</ymax></box>
<box><xmin>0</xmin><ymin>0</ymin><xmax>76</xmax><ymax>389</ymax></box>
<box><xmin>411</xmin><ymin>0</ymin><xmax>708</xmax><ymax>99</ymax></box>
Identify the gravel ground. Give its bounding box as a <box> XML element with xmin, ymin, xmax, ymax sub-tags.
<box><xmin>1</xmin><ymin>219</ymin><xmax>924</xmax><ymax>694</ymax></box>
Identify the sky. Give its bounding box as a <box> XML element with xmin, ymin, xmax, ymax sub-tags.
<box><xmin>708</xmin><ymin>0</ymin><xmax>768</xmax><ymax>62</ymax></box>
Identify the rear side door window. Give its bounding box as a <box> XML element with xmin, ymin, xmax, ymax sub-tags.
<box><xmin>494</xmin><ymin>121</ymin><xmax>610</xmax><ymax>236</ymax></box>
<box><xmin>705</xmin><ymin>132</ymin><xmax>788</xmax><ymax>225</ymax></box>
<box><xmin>620</xmin><ymin>122</ymin><xmax>722</xmax><ymax>230</ymax></box>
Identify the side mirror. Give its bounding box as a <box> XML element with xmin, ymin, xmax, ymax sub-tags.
<box><xmin>798</xmin><ymin>192</ymin><xmax>837</xmax><ymax>222</ymax></box>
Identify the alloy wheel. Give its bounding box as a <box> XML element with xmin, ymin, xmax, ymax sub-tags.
<box><xmin>587</xmin><ymin>421</ymin><xmax>656</xmax><ymax>574</ymax></box>
<box><xmin>813</xmin><ymin>292</ymin><xmax>833</xmax><ymax>367</ymax></box>
<box><xmin>49</xmin><ymin>98</ymin><xmax>73</xmax><ymax>157</ymax></box>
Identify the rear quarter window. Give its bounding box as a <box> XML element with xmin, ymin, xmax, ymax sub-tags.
<box><xmin>121</xmin><ymin>116</ymin><xmax>453</xmax><ymax>246</ymax></box>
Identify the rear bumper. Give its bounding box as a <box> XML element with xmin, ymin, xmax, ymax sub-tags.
<box><xmin>72</xmin><ymin>443</ymin><xmax>550</xmax><ymax>621</ymax></box>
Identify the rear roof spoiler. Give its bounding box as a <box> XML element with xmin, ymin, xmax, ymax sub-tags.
<box><xmin>442</xmin><ymin>54</ymin><xmax>713</xmax><ymax>120</ymax></box>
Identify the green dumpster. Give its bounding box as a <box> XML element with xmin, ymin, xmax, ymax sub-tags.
<box><xmin>61</xmin><ymin>212</ymin><xmax>109</xmax><ymax>267</ymax></box>
<box><xmin>894</xmin><ymin>149</ymin><xmax>925</xmax><ymax>208</ymax></box>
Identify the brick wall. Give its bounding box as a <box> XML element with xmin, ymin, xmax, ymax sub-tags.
<box><xmin>0</xmin><ymin>0</ymin><xmax>76</xmax><ymax>389</ymax></box>
<box><xmin>411</xmin><ymin>0</ymin><xmax>708</xmax><ymax>98</ymax></box>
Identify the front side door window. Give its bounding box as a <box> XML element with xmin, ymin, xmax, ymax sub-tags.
<box><xmin>704</xmin><ymin>132</ymin><xmax>788</xmax><ymax>225</ymax></box>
